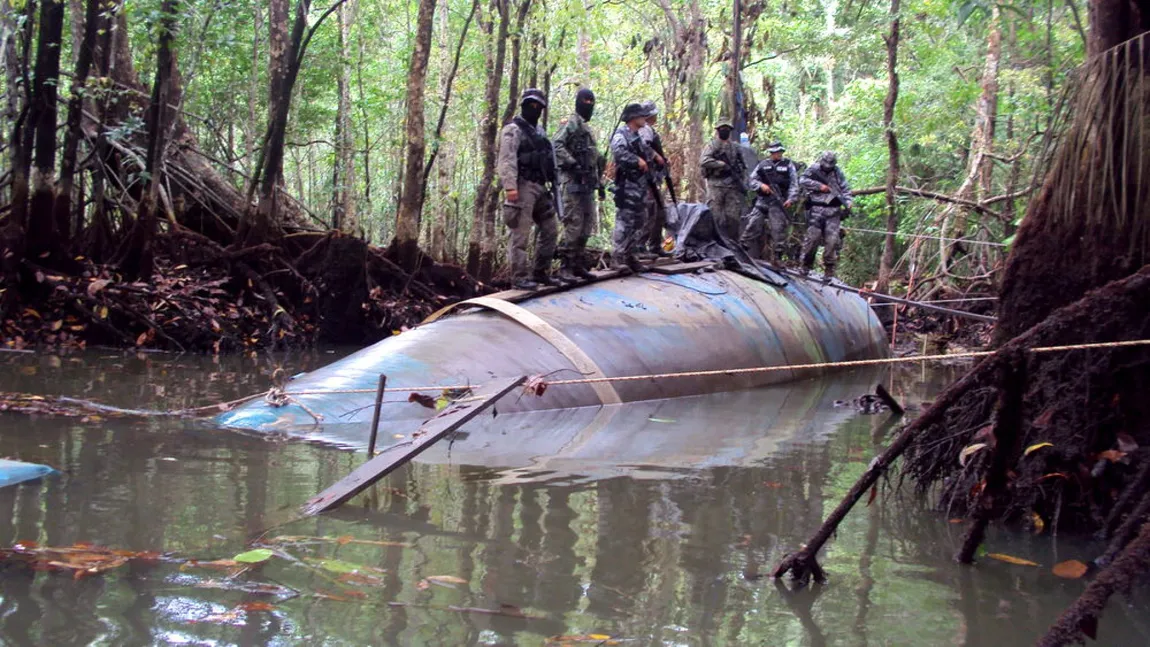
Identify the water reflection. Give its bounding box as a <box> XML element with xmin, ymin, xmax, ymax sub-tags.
<box><xmin>0</xmin><ymin>351</ymin><xmax>1147</xmax><ymax>645</ymax></box>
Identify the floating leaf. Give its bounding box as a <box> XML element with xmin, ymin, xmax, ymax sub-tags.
<box><xmin>1024</xmin><ymin>442</ymin><xmax>1053</xmax><ymax>456</ymax></box>
<box><xmin>959</xmin><ymin>443</ymin><xmax>988</xmax><ymax>467</ymax></box>
<box><xmin>986</xmin><ymin>553</ymin><xmax>1039</xmax><ymax>567</ymax></box>
<box><xmin>304</xmin><ymin>557</ymin><xmax>385</xmax><ymax>575</ymax></box>
<box><xmin>233</xmin><ymin>548</ymin><xmax>274</xmax><ymax>564</ymax></box>
<box><xmin>1029</xmin><ymin>512</ymin><xmax>1045</xmax><ymax>535</ymax></box>
<box><xmin>647</xmin><ymin>417</ymin><xmax>677</xmax><ymax>423</ymax></box>
<box><xmin>237</xmin><ymin>601</ymin><xmax>277</xmax><ymax>612</ymax></box>
<box><xmin>1052</xmin><ymin>560</ymin><xmax>1089</xmax><ymax>579</ymax></box>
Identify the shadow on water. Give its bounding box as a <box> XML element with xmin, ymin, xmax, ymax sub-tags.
<box><xmin>0</xmin><ymin>350</ymin><xmax>1148</xmax><ymax>645</ymax></box>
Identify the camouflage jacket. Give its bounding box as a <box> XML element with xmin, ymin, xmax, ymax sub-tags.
<box><xmin>699</xmin><ymin>138</ymin><xmax>746</xmax><ymax>189</ymax></box>
<box><xmin>610</xmin><ymin>125</ymin><xmax>653</xmax><ymax>211</ymax></box>
<box><xmin>552</xmin><ymin>113</ymin><xmax>601</xmax><ymax>193</ymax></box>
<box><xmin>799</xmin><ymin>164</ymin><xmax>853</xmax><ymax>208</ymax></box>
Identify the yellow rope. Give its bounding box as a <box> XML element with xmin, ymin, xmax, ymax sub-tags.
<box><xmin>274</xmin><ymin>339</ymin><xmax>1150</xmax><ymax>397</ymax></box>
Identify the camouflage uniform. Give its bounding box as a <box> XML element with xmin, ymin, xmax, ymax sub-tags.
<box><xmin>496</xmin><ymin>116</ymin><xmax>559</xmax><ymax>283</ymax></box>
<box><xmin>638</xmin><ymin>121</ymin><xmax>668</xmax><ymax>253</ymax></box>
<box><xmin>610</xmin><ymin>124</ymin><xmax>653</xmax><ymax>269</ymax></box>
<box><xmin>741</xmin><ymin>153</ymin><xmax>799</xmax><ymax>262</ymax></box>
<box><xmin>699</xmin><ymin>135</ymin><xmax>748</xmax><ymax>242</ymax></box>
<box><xmin>797</xmin><ymin>152</ymin><xmax>853</xmax><ymax>276</ymax></box>
<box><xmin>552</xmin><ymin>112</ymin><xmax>601</xmax><ymax>273</ymax></box>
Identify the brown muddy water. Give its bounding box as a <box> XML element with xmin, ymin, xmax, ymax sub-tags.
<box><xmin>0</xmin><ymin>349</ymin><xmax>1147</xmax><ymax>646</ymax></box>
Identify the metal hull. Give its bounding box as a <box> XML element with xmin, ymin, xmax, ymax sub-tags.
<box><xmin>217</xmin><ymin>270</ymin><xmax>888</xmax><ymax>433</ymax></box>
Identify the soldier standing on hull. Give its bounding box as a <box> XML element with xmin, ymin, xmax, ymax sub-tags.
<box><xmin>638</xmin><ymin>101</ymin><xmax>669</xmax><ymax>256</ymax></box>
<box><xmin>699</xmin><ymin>119</ymin><xmax>747</xmax><ymax>242</ymax></box>
<box><xmin>552</xmin><ymin>87</ymin><xmax>601</xmax><ymax>282</ymax></box>
<box><xmin>798</xmin><ymin>151</ymin><xmax>853</xmax><ymax>280</ymax></box>
<box><xmin>497</xmin><ymin>88</ymin><xmax>561</xmax><ymax>290</ymax></box>
<box><xmin>610</xmin><ymin>103</ymin><xmax>655</xmax><ymax>272</ymax></box>
<box><xmin>741</xmin><ymin>141</ymin><xmax>798</xmax><ymax>263</ymax></box>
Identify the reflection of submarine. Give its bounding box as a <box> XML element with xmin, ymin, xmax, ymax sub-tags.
<box><xmin>217</xmin><ymin>268</ymin><xmax>888</xmax><ymax>436</ymax></box>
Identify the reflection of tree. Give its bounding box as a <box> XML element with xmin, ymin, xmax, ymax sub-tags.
<box><xmin>587</xmin><ymin>477</ymin><xmax>655</xmax><ymax>619</ymax></box>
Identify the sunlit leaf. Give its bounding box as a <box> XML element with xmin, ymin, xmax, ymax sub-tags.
<box><xmin>233</xmin><ymin>548</ymin><xmax>274</xmax><ymax>564</ymax></box>
<box><xmin>1024</xmin><ymin>442</ymin><xmax>1053</xmax><ymax>456</ymax></box>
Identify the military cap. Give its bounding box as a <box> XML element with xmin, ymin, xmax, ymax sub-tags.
<box><xmin>767</xmin><ymin>141</ymin><xmax>786</xmax><ymax>153</ymax></box>
<box><xmin>818</xmin><ymin>150</ymin><xmax>838</xmax><ymax>166</ymax></box>
<box><xmin>715</xmin><ymin>118</ymin><xmax>734</xmax><ymax>129</ymax></box>
<box><xmin>620</xmin><ymin>103</ymin><xmax>647</xmax><ymax>122</ymax></box>
<box><xmin>520</xmin><ymin>88</ymin><xmax>548</xmax><ymax>107</ymax></box>
<box><xmin>640</xmin><ymin>100</ymin><xmax>658</xmax><ymax>116</ymax></box>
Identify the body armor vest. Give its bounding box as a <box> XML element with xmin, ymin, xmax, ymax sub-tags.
<box><xmin>514</xmin><ymin>117</ymin><xmax>555</xmax><ymax>185</ymax></box>
<box><xmin>756</xmin><ymin>158</ymin><xmax>792</xmax><ymax>194</ymax></box>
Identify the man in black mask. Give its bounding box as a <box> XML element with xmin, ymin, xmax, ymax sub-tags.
<box><xmin>699</xmin><ymin>119</ymin><xmax>747</xmax><ymax>241</ymax></box>
<box><xmin>496</xmin><ymin>88</ymin><xmax>561</xmax><ymax>289</ymax></box>
<box><xmin>552</xmin><ymin>87</ymin><xmax>603</xmax><ymax>282</ymax></box>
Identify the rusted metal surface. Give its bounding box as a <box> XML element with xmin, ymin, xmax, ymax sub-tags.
<box><xmin>216</xmin><ymin>269</ymin><xmax>888</xmax><ymax>433</ymax></box>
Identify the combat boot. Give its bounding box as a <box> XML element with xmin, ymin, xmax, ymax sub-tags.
<box><xmin>823</xmin><ymin>265</ymin><xmax>836</xmax><ymax>282</ymax></box>
<box><xmin>532</xmin><ymin>272</ymin><xmax>558</xmax><ymax>287</ymax></box>
<box><xmin>572</xmin><ymin>262</ymin><xmax>594</xmax><ymax>280</ymax></box>
<box><xmin>556</xmin><ymin>265</ymin><xmax>579</xmax><ymax>284</ymax></box>
<box><xmin>513</xmin><ymin>277</ymin><xmax>539</xmax><ymax>290</ymax></box>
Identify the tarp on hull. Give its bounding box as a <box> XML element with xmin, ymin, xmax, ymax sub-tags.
<box><xmin>217</xmin><ymin>269</ymin><xmax>888</xmax><ymax>433</ymax></box>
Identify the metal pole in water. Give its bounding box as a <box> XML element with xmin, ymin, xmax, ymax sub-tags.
<box><xmin>367</xmin><ymin>374</ymin><xmax>387</xmax><ymax>459</ymax></box>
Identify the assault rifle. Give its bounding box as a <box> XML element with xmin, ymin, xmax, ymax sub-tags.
<box><xmin>805</xmin><ymin>166</ymin><xmax>853</xmax><ymax>218</ymax></box>
<box><xmin>547</xmin><ymin>141</ymin><xmax>565</xmax><ymax>222</ymax></box>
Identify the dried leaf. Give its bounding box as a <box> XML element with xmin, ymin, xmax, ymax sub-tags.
<box><xmin>87</xmin><ymin>279</ymin><xmax>111</xmax><ymax>297</ymax></box>
<box><xmin>1117</xmin><ymin>432</ymin><xmax>1139</xmax><ymax>453</ymax></box>
<box><xmin>408</xmin><ymin>393</ymin><xmax>437</xmax><ymax>409</ymax></box>
<box><xmin>1024</xmin><ymin>442</ymin><xmax>1053</xmax><ymax>456</ymax></box>
<box><xmin>959</xmin><ymin>443</ymin><xmax>988</xmax><ymax>467</ymax></box>
<box><xmin>425</xmin><ymin>574</ymin><xmax>467</xmax><ymax>586</ymax></box>
<box><xmin>237</xmin><ymin>601</ymin><xmax>277</xmax><ymax>612</ymax></box>
<box><xmin>866</xmin><ymin>484</ymin><xmax>878</xmax><ymax>507</ymax></box>
<box><xmin>136</xmin><ymin>331</ymin><xmax>148</xmax><ymax>346</ymax></box>
<box><xmin>49</xmin><ymin>320</ymin><xmax>63</xmax><ymax>331</ymax></box>
<box><xmin>986</xmin><ymin>553</ymin><xmax>1039</xmax><ymax>567</ymax></box>
<box><xmin>1052</xmin><ymin>560</ymin><xmax>1089</xmax><ymax>579</ymax></box>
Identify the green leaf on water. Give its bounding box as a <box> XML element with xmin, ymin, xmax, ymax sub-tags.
<box><xmin>648</xmin><ymin>417</ymin><xmax>676</xmax><ymax>423</ymax></box>
<box><xmin>306</xmin><ymin>557</ymin><xmax>373</xmax><ymax>574</ymax></box>
<box><xmin>233</xmin><ymin>548</ymin><xmax>274</xmax><ymax>564</ymax></box>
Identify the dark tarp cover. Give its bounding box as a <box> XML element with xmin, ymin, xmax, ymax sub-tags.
<box><xmin>665</xmin><ymin>202</ymin><xmax>786</xmax><ymax>286</ymax></box>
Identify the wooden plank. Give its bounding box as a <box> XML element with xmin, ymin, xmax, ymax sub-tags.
<box><xmin>649</xmin><ymin>261</ymin><xmax>716</xmax><ymax>275</ymax></box>
<box><xmin>300</xmin><ymin>376</ymin><xmax>527</xmax><ymax>516</ymax></box>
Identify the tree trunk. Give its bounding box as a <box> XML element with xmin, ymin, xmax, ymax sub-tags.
<box><xmin>728</xmin><ymin>0</ymin><xmax>744</xmax><ymax>132</ymax></box>
<box><xmin>55</xmin><ymin>0</ymin><xmax>101</xmax><ymax>247</ymax></box>
<box><xmin>467</xmin><ymin>0</ymin><xmax>510</xmax><ymax>278</ymax></box>
<box><xmin>26</xmin><ymin>0</ymin><xmax>66</xmax><ymax>260</ymax></box>
<box><xmin>393</xmin><ymin>0</ymin><xmax>437</xmax><ymax>269</ymax></box>
<box><xmin>995</xmin><ymin>0</ymin><xmax>1150</xmax><ymax>341</ymax></box>
<box><xmin>116</xmin><ymin>0</ymin><xmax>178</xmax><ymax>280</ymax></box>
<box><xmin>332</xmin><ymin>0</ymin><xmax>357</xmax><ymax>233</ymax></box>
<box><xmin>876</xmin><ymin>0</ymin><xmax>901</xmax><ymax>294</ymax></box>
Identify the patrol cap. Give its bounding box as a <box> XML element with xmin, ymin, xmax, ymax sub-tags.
<box><xmin>640</xmin><ymin>100</ymin><xmax>658</xmax><ymax>116</ymax></box>
<box><xmin>767</xmin><ymin>141</ymin><xmax>786</xmax><ymax>153</ymax></box>
<box><xmin>620</xmin><ymin>103</ymin><xmax>647</xmax><ymax>122</ymax></box>
<box><xmin>520</xmin><ymin>88</ymin><xmax>548</xmax><ymax>107</ymax></box>
<box><xmin>715</xmin><ymin>118</ymin><xmax>733</xmax><ymax>130</ymax></box>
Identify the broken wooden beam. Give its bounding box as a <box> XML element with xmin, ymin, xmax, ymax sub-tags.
<box><xmin>300</xmin><ymin>376</ymin><xmax>527</xmax><ymax>516</ymax></box>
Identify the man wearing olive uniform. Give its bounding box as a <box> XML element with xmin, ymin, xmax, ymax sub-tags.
<box><xmin>552</xmin><ymin>87</ymin><xmax>601</xmax><ymax>282</ymax></box>
<box><xmin>609</xmin><ymin>103</ymin><xmax>655</xmax><ymax>272</ymax></box>
<box><xmin>798</xmin><ymin>151</ymin><xmax>853</xmax><ymax>279</ymax></box>
<box><xmin>496</xmin><ymin>88</ymin><xmax>560</xmax><ymax>290</ymax></box>
<box><xmin>699</xmin><ymin>119</ymin><xmax>747</xmax><ymax>242</ymax></box>
<box><xmin>741</xmin><ymin>141</ymin><xmax>798</xmax><ymax>262</ymax></box>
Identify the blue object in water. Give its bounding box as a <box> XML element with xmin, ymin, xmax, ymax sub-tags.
<box><xmin>0</xmin><ymin>459</ymin><xmax>58</xmax><ymax>488</ymax></box>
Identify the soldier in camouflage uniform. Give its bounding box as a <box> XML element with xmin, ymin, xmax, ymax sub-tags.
<box><xmin>610</xmin><ymin>103</ymin><xmax>655</xmax><ymax>272</ymax></box>
<box><xmin>496</xmin><ymin>88</ymin><xmax>560</xmax><ymax>290</ymax></box>
<box><xmin>638</xmin><ymin>101</ymin><xmax>669</xmax><ymax>255</ymax></box>
<box><xmin>552</xmin><ymin>87</ymin><xmax>602</xmax><ymax>282</ymax></box>
<box><xmin>740</xmin><ymin>141</ymin><xmax>799</xmax><ymax>263</ymax></box>
<box><xmin>699</xmin><ymin>119</ymin><xmax>748</xmax><ymax>242</ymax></box>
<box><xmin>798</xmin><ymin>151</ymin><xmax>853</xmax><ymax>279</ymax></box>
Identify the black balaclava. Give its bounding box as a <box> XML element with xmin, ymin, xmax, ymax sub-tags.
<box><xmin>575</xmin><ymin>88</ymin><xmax>596</xmax><ymax>121</ymax></box>
<box><xmin>521</xmin><ymin>100</ymin><xmax>544</xmax><ymax>125</ymax></box>
<box><xmin>717</xmin><ymin>127</ymin><xmax>732</xmax><ymax>141</ymax></box>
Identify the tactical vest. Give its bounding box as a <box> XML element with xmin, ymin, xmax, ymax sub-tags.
<box><xmin>514</xmin><ymin>117</ymin><xmax>555</xmax><ymax>185</ymax></box>
<box><xmin>756</xmin><ymin>158</ymin><xmax>792</xmax><ymax>194</ymax></box>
